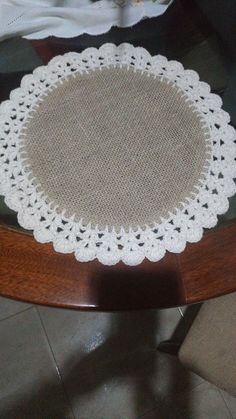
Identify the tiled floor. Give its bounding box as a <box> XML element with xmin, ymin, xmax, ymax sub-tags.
<box><xmin>0</xmin><ymin>297</ymin><xmax>235</xmax><ymax>419</ymax></box>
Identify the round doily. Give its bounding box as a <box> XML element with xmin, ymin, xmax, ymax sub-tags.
<box><xmin>0</xmin><ymin>43</ymin><xmax>236</xmax><ymax>266</ymax></box>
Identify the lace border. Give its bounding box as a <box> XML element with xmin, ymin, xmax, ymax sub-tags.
<box><xmin>0</xmin><ymin>43</ymin><xmax>236</xmax><ymax>266</ymax></box>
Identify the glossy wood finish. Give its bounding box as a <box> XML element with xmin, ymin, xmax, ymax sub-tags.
<box><xmin>179</xmin><ymin>223</ymin><xmax>236</xmax><ymax>304</ymax></box>
<box><xmin>0</xmin><ymin>223</ymin><xmax>236</xmax><ymax>310</ymax></box>
<box><xmin>0</xmin><ymin>226</ymin><xmax>183</xmax><ymax>310</ymax></box>
<box><xmin>1</xmin><ymin>0</ymin><xmax>235</xmax><ymax>310</ymax></box>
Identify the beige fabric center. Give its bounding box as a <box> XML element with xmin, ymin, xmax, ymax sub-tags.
<box><xmin>22</xmin><ymin>67</ymin><xmax>208</xmax><ymax>230</ymax></box>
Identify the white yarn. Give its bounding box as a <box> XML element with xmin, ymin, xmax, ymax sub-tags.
<box><xmin>0</xmin><ymin>43</ymin><xmax>235</xmax><ymax>266</ymax></box>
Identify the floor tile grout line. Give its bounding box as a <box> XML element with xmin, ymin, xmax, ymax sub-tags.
<box><xmin>0</xmin><ymin>304</ymin><xmax>34</xmax><ymax>323</ymax></box>
<box><xmin>35</xmin><ymin>306</ymin><xmax>76</xmax><ymax>419</ymax></box>
<box><xmin>219</xmin><ymin>390</ymin><xmax>234</xmax><ymax>419</ymax></box>
<box><xmin>135</xmin><ymin>404</ymin><xmax>159</xmax><ymax>419</ymax></box>
<box><xmin>136</xmin><ymin>382</ymin><xmax>233</xmax><ymax>419</ymax></box>
<box><xmin>135</xmin><ymin>379</ymin><xmax>210</xmax><ymax>419</ymax></box>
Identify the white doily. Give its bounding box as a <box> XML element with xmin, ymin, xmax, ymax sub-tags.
<box><xmin>0</xmin><ymin>43</ymin><xmax>236</xmax><ymax>266</ymax></box>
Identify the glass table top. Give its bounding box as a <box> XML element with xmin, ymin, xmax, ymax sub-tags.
<box><xmin>0</xmin><ymin>29</ymin><xmax>236</xmax><ymax>233</ymax></box>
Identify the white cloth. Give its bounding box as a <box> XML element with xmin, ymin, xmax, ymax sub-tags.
<box><xmin>0</xmin><ymin>0</ymin><xmax>173</xmax><ymax>41</ymax></box>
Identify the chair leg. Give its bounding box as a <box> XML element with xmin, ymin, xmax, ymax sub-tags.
<box><xmin>157</xmin><ymin>304</ymin><xmax>202</xmax><ymax>356</ymax></box>
<box><xmin>157</xmin><ymin>340</ymin><xmax>181</xmax><ymax>356</ymax></box>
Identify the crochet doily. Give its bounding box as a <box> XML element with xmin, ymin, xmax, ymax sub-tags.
<box><xmin>0</xmin><ymin>43</ymin><xmax>236</xmax><ymax>266</ymax></box>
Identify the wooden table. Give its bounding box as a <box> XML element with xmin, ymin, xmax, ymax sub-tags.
<box><xmin>1</xmin><ymin>222</ymin><xmax>236</xmax><ymax>310</ymax></box>
<box><xmin>1</xmin><ymin>0</ymin><xmax>236</xmax><ymax>311</ymax></box>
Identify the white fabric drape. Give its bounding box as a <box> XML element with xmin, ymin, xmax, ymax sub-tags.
<box><xmin>0</xmin><ymin>0</ymin><xmax>173</xmax><ymax>41</ymax></box>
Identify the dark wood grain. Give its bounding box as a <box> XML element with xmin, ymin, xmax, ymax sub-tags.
<box><xmin>0</xmin><ymin>225</ymin><xmax>184</xmax><ymax>311</ymax></box>
<box><xmin>0</xmin><ymin>223</ymin><xmax>236</xmax><ymax>310</ymax></box>
<box><xmin>178</xmin><ymin>222</ymin><xmax>236</xmax><ymax>304</ymax></box>
<box><xmin>1</xmin><ymin>0</ymin><xmax>235</xmax><ymax>310</ymax></box>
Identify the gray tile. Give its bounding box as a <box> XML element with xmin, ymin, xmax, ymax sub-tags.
<box><xmin>171</xmin><ymin>383</ymin><xmax>232</xmax><ymax>419</ymax></box>
<box><xmin>0</xmin><ymin>296</ymin><xmax>31</xmax><ymax>321</ymax></box>
<box><xmin>38</xmin><ymin>306</ymin><xmax>181</xmax><ymax>363</ymax></box>
<box><xmin>0</xmin><ymin>308</ymin><xmax>73</xmax><ymax>419</ymax></box>
<box><xmin>140</xmin><ymin>383</ymin><xmax>232</xmax><ymax>419</ymax></box>
<box><xmin>220</xmin><ymin>390</ymin><xmax>236</xmax><ymax>418</ymax></box>
<box><xmin>38</xmin><ymin>307</ymin><xmax>112</xmax><ymax>365</ymax></box>
<box><xmin>61</xmin><ymin>350</ymin><xmax>203</xmax><ymax>418</ymax></box>
<box><xmin>38</xmin><ymin>307</ymin><xmax>201</xmax><ymax>418</ymax></box>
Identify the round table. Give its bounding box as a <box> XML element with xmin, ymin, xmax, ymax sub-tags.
<box><xmin>1</xmin><ymin>220</ymin><xmax>236</xmax><ymax>311</ymax></box>
<box><xmin>1</xmin><ymin>30</ymin><xmax>236</xmax><ymax>311</ymax></box>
